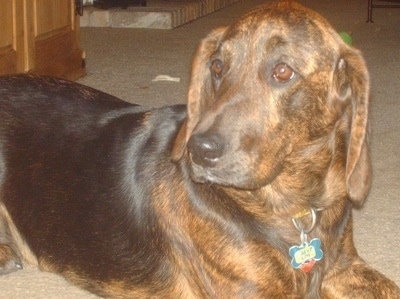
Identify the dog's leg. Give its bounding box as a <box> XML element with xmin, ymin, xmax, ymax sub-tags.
<box><xmin>322</xmin><ymin>259</ymin><xmax>400</xmax><ymax>298</ymax></box>
<box><xmin>0</xmin><ymin>206</ymin><xmax>23</xmax><ymax>275</ymax></box>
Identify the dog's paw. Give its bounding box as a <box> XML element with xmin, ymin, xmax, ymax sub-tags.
<box><xmin>0</xmin><ymin>244</ymin><xmax>23</xmax><ymax>275</ymax></box>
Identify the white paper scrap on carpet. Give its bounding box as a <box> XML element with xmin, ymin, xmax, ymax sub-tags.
<box><xmin>152</xmin><ymin>75</ymin><xmax>181</xmax><ymax>82</ymax></box>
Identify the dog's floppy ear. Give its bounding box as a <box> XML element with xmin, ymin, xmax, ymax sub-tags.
<box><xmin>333</xmin><ymin>48</ymin><xmax>371</xmax><ymax>206</ymax></box>
<box><xmin>172</xmin><ymin>27</ymin><xmax>227</xmax><ymax>161</ymax></box>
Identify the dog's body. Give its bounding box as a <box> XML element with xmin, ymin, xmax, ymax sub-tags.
<box><xmin>0</xmin><ymin>1</ymin><xmax>399</xmax><ymax>298</ymax></box>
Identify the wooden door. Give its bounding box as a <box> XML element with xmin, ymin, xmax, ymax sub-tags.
<box><xmin>0</xmin><ymin>0</ymin><xmax>25</xmax><ymax>75</ymax></box>
<box><xmin>26</xmin><ymin>0</ymin><xmax>86</xmax><ymax>79</ymax></box>
<box><xmin>0</xmin><ymin>0</ymin><xmax>85</xmax><ymax>80</ymax></box>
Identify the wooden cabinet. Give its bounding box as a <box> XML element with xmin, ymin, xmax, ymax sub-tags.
<box><xmin>0</xmin><ymin>0</ymin><xmax>86</xmax><ymax>80</ymax></box>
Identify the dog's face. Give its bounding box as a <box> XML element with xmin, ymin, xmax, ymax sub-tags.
<box><xmin>173</xmin><ymin>1</ymin><xmax>370</xmax><ymax>206</ymax></box>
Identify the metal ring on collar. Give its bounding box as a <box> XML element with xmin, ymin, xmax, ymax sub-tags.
<box><xmin>291</xmin><ymin>208</ymin><xmax>317</xmax><ymax>234</ymax></box>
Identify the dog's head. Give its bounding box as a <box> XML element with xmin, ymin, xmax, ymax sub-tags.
<box><xmin>173</xmin><ymin>1</ymin><xmax>370</xmax><ymax>207</ymax></box>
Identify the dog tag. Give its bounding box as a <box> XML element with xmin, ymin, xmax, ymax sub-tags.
<box><xmin>289</xmin><ymin>238</ymin><xmax>323</xmax><ymax>272</ymax></box>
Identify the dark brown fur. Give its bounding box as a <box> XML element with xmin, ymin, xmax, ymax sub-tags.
<box><xmin>0</xmin><ymin>1</ymin><xmax>399</xmax><ymax>298</ymax></box>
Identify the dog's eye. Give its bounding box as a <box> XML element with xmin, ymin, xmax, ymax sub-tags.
<box><xmin>272</xmin><ymin>63</ymin><xmax>295</xmax><ymax>82</ymax></box>
<box><xmin>211</xmin><ymin>59</ymin><xmax>223</xmax><ymax>79</ymax></box>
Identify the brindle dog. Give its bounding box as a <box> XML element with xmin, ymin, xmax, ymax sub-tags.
<box><xmin>0</xmin><ymin>1</ymin><xmax>399</xmax><ymax>298</ymax></box>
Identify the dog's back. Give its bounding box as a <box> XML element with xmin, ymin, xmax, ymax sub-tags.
<box><xmin>0</xmin><ymin>75</ymin><xmax>189</xmax><ymax>297</ymax></box>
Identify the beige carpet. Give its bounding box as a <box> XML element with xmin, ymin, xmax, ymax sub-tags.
<box><xmin>0</xmin><ymin>0</ymin><xmax>399</xmax><ymax>297</ymax></box>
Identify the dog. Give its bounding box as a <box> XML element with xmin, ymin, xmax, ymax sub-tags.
<box><xmin>0</xmin><ymin>1</ymin><xmax>399</xmax><ymax>298</ymax></box>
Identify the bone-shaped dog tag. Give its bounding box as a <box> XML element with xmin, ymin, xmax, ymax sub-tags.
<box><xmin>289</xmin><ymin>238</ymin><xmax>323</xmax><ymax>272</ymax></box>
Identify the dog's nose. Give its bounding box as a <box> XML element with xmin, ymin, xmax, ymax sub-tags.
<box><xmin>187</xmin><ymin>133</ymin><xmax>224</xmax><ymax>167</ymax></box>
